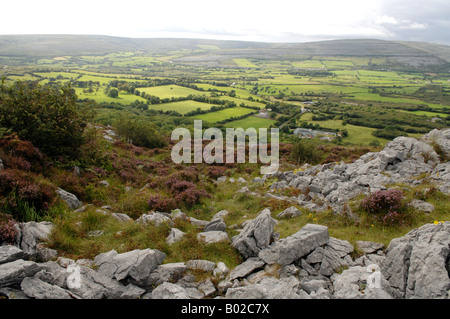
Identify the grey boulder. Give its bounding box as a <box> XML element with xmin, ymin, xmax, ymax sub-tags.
<box><xmin>232</xmin><ymin>208</ymin><xmax>277</xmax><ymax>259</ymax></box>
<box><xmin>204</xmin><ymin>217</ymin><xmax>227</xmax><ymax>232</ymax></box>
<box><xmin>0</xmin><ymin>245</ymin><xmax>27</xmax><ymax>265</ymax></box>
<box><xmin>0</xmin><ymin>259</ymin><xmax>42</xmax><ymax>287</ymax></box>
<box><xmin>276</xmin><ymin>206</ymin><xmax>302</xmax><ymax>219</ymax></box>
<box><xmin>332</xmin><ymin>265</ymin><xmax>393</xmax><ymax>299</ymax></box>
<box><xmin>151</xmin><ymin>282</ymin><xmax>190</xmax><ymax>299</ymax></box>
<box><xmin>197</xmin><ymin>231</ymin><xmax>230</xmax><ymax>244</ymax></box>
<box><xmin>20</xmin><ymin>221</ymin><xmax>54</xmax><ymax>256</ymax></box>
<box><xmin>21</xmin><ymin>277</ymin><xmax>72</xmax><ymax>299</ymax></box>
<box><xmin>225</xmin><ymin>276</ymin><xmax>302</xmax><ymax>299</ymax></box>
<box><xmin>382</xmin><ymin>222</ymin><xmax>450</xmax><ymax>299</ymax></box>
<box><xmin>93</xmin><ymin>248</ymin><xmax>166</xmax><ymax>285</ymax></box>
<box><xmin>56</xmin><ymin>188</ymin><xmax>82</xmax><ymax>210</ymax></box>
<box><xmin>259</xmin><ymin>224</ymin><xmax>329</xmax><ymax>266</ymax></box>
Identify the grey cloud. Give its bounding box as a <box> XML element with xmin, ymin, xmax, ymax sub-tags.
<box><xmin>377</xmin><ymin>0</ymin><xmax>450</xmax><ymax>44</ymax></box>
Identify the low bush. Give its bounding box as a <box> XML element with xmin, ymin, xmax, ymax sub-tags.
<box><xmin>290</xmin><ymin>138</ymin><xmax>324</xmax><ymax>165</ymax></box>
<box><xmin>0</xmin><ymin>80</ymin><xmax>94</xmax><ymax>158</ymax></box>
<box><xmin>147</xmin><ymin>194</ymin><xmax>177</xmax><ymax>212</ymax></box>
<box><xmin>114</xmin><ymin>118</ymin><xmax>167</xmax><ymax>149</ymax></box>
<box><xmin>0</xmin><ymin>169</ymin><xmax>55</xmax><ymax>221</ymax></box>
<box><xmin>164</xmin><ymin>177</ymin><xmax>210</xmax><ymax>207</ymax></box>
<box><xmin>360</xmin><ymin>189</ymin><xmax>406</xmax><ymax>225</ymax></box>
<box><xmin>0</xmin><ymin>214</ymin><xmax>18</xmax><ymax>245</ymax></box>
<box><xmin>0</xmin><ymin>135</ymin><xmax>47</xmax><ymax>172</ymax></box>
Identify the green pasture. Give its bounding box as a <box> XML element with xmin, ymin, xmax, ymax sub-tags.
<box><xmin>35</xmin><ymin>71</ymin><xmax>79</xmax><ymax>80</ymax></box>
<box><xmin>276</xmin><ymin>84</ymin><xmax>367</xmax><ymax>96</ymax></box>
<box><xmin>321</xmin><ymin>60</ymin><xmax>355</xmax><ymax>70</ymax></box>
<box><xmin>233</xmin><ymin>58</ymin><xmax>258</xmax><ymax>68</ymax></box>
<box><xmin>195</xmin><ymin>83</ymin><xmax>257</xmax><ymax>100</ymax></box>
<box><xmin>192</xmin><ymin>107</ymin><xmax>255</xmax><ymax>123</ymax></box>
<box><xmin>347</xmin><ymin>92</ymin><xmax>435</xmax><ymax>105</ymax></box>
<box><xmin>75</xmin><ymin>70</ymin><xmax>147</xmax><ymax>80</ymax></box>
<box><xmin>290</xmin><ymin>60</ymin><xmax>325</xmax><ymax>68</ymax></box>
<box><xmin>300</xmin><ymin>113</ymin><xmax>388</xmax><ymax>146</ymax></box>
<box><xmin>197</xmin><ymin>44</ymin><xmax>220</xmax><ymax>50</ymax></box>
<box><xmin>112</xmin><ymin>56</ymin><xmax>161</xmax><ymax>67</ymax></box>
<box><xmin>147</xmin><ymin>100</ymin><xmax>216</xmax><ymax>114</ymax></box>
<box><xmin>74</xmin><ymin>88</ymin><xmax>148</xmax><ymax>104</ymax></box>
<box><xmin>399</xmin><ymin>109</ymin><xmax>449</xmax><ymax>118</ymax></box>
<box><xmin>217</xmin><ymin>96</ymin><xmax>266</xmax><ymax>109</ymax></box>
<box><xmin>5</xmin><ymin>74</ymin><xmax>41</xmax><ymax>82</ymax></box>
<box><xmin>224</xmin><ymin>116</ymin><xmax>276</xmax><ymax>130</ymax></box>
<box><xmin>138</xmin><ymin>85</ymin><xmax>209</xmax><ymax>99</ymax></box>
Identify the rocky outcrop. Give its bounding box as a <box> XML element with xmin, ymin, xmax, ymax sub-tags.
<box><xmin>382</xmin><ymin>222</ymin><xmax>450</xmax><ymax>299</ymax></box>
<box><xmin>0</xmin><ymin>221</ymin><xmax>448</xmax><ymax>299</ymax></box>
<box><xmin>197</xmin><ymin>231</ymin><xmax>230</xmax><ymax>244</ymax></box>
<box><xmin>276</xmin><ymin>206</ymin><xmax>302</xmax><ymax>219</ymax></box>
<box><xmin>422</xmin><ymin>128</ymin><xmax>450</xmax><ymax>159</ymax></box>
<box><xmin>268</xmin><ymin>129</ymin><xmax>450</xmax><ymax>213</ymax></box>
<box><xmin>259</xmin><ymin>224</ymin><xmax>329</xmax><ymax>266</ymax></box>
<box><xmin>204</xmin><ymin>218</ymin><xmax>227</xmax><ymax>232</ymax></box>
<box><xmin>231</xmin><ymin>208</ymin><xmax>277</xmax><ymax>259</ymax></box>
<box><xmin>136</xmin><ymin>212</ymin><xmax>174</xmax><ymax>227</ymax></box>
<box><xmin>331</xmin><ymin>266</ymin><xmax>393</xmax><ymax>299</ymax></box>
<box><xmin>93</xmin><ymin>248</ymin><xmax>166</xmax><ymax>285</ymax></box>
<box><xmin>16</xmin><ymin>221</ymin><xmax>57</xmax><ymax>262</ymax></box>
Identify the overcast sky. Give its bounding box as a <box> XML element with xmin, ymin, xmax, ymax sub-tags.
<box><xmin>2</xmin><ymin>0</ymin><xmax>449</xmax><ymax>44</ymax></box>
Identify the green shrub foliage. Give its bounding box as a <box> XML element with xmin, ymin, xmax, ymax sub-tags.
<box><xmin>0</xmin><ymin>80</ymin><xmax>93</xmax><ymax>158</ymax></box>
<box><xmin>290</xmin><ymin>138</ymin><xmax>324</xmax><ymax>165</ymax></box>
<box><xmin>114</xmin><ymin>118</ymin><xmax>167</xmax><ymax>149</ymax></box>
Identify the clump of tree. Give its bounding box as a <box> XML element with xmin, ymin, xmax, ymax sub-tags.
<box><xmin>288</xmin><ymin>69</ymin><xmax>333</xmax><ymax>77</ymax></box>
<box><xmin>372</xmin><ymin>127</ymin><xmax>407</xmax><ymax>140</ymax></box>
<box><xmin>290</xmin><ymin>138</ymin><xmax>324</xmax><ymax>165</ymax></box>
<box><xmin>114</xmin><ymin>118</ymin><xmax>167</xmax><ymax>149</ymax></box>
<box><xmin>0</xmin><ymin>80</ymin><xmax>95</xmax><ymax>158</ymax></box>
<box><xmin>104</xmin><ymin>87</ymin><xmax>119</xmax><ymax>98</ymax></box>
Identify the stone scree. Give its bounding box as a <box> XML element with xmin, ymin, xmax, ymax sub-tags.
<box><xmin>0</xmin><ymin>213</ymin><xmax>448</xmax><ymax>299</ymax></box>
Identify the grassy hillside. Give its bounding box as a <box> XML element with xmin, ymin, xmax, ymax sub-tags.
<box><xmin>1</xmin><ymin>35</ymin><xmax>449</xmax><ymax>71</ymax></box>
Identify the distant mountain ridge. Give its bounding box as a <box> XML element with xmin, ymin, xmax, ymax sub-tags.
<box><xmin>1</xmin><ymin>35</ymin><xmax>450</xmax><ymax>71</ymax></box>
<box><xmin>0</xmin><ymin>35</ymin><xmax>448</xmax><ymax>57</ymax></box>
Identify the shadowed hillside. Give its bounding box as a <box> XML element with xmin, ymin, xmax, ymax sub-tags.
<box><xmin>1</xmin><ymin>35</ymin><xmax>449</xmax><ymax>67</ymax></box>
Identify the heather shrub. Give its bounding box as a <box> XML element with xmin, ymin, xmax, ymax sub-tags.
<box><xmin>360</xmin><ymin>189</ymin><xmax>405</xmax><ymax>225</ymax></box>
<box><xmin>174</xmin><ymin>187</ymin><xmax>210</xmax><ymax>207</ymax></box>
<box><xmin>207</xmin><ymin>165</ymin><xmax>227</xmax><ymax>179</ymax></box>
<box><xmin>0</xmin><ymin>135</ymin><xmax>47</xmax><ymax>172</ymax></box>
<box><xmin>0</xmin><ymin>214</ymin><xmax>18</xmax><ymax>245</ymax></box>
<box><xmin>0</xmin><ymin>169</ymin><xmax>55</xmax><ymax>221</ymax></box>
<box><xmin>54</xmin><ymin>171</ymin><xmax>86</xmax><ymax>199</ymax></box>
<box><xmin>164</xmin><ymin>177</ymin><xmax>210</xmax><ymax>207</ymax></box>
<box><xmin>147</xmin><ymin>194</ymin><xmax>177</xmax><ymax>212</ymax></box>
<box><xmin>146</xmin><ymin>175</ymin><xmax>210</xmax><ymax>211</ymax></box>
<box><xmin>171</xmin><ymin>167</ymin><xmax>199</xmax><ymax>183</ymax></box>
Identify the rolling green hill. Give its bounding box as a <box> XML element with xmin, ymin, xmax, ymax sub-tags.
<box><xmin>1</xmin><ymin>35</ymin><xmax>449</xmax><ymax>71</ymax></box>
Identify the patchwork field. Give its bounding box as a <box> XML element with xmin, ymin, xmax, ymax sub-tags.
<box><xmin>138</xmin><ymin>85</ymin><xmax>208</xmax><ymax>99</ymax></box>
<box><xmin>74</xmin><ymin>88</ymin><xmax>148</xmax><ymax>104</ymax></box>
<box><xmin>1</xmin><ymin>37</ymin><xmax>448</xmax><ymax>146</ymax></box>
<box><xmin>224</xmin><ymin>116</ymin><xmax>276</xmax><ymax>130</ymax></box>
<box><xmin>192</xmin><ymin>107</ymin><xmax>256</xmax><ymax>123</ymax></box>
<box><xmin>147</xmin><ymin>100</ymin><xmax>216</xmax><ymax>114</ymax></box>
<box><xmin>233</xmin><ymin>58</ymin><xmax>258</xmax><ymax>68</ymax></box>
<box><xmin>299</xmin><ymin>113</ymin><xmax>388</xmax><ymax>145</ymax></box>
